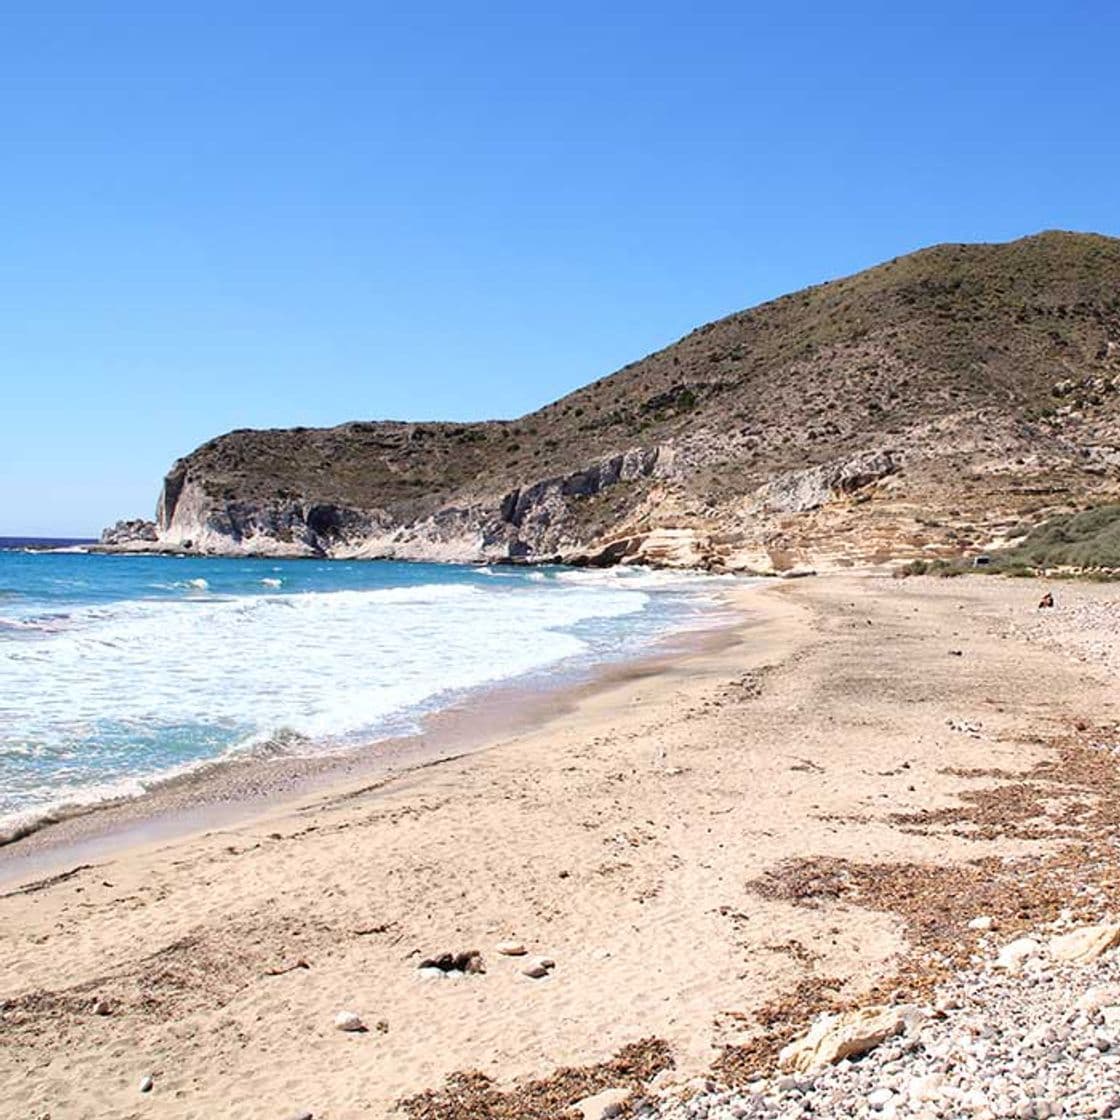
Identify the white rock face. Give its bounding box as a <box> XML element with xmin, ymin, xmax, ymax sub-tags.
<box><xmin>157</xmin><ymin>476</ymin><xmax>321</xmax><ymax>557</ymax></box>
<box><xmin>967</xmin><ymin>915</ymin><xmax>996</xmax><ymax>931</ymax></box>
<box><xmin>152</xmin><ymin>444</ymin><xmax>675</xmax><ymax>563</ymax></box>
<box><xmin>626</xmin><ymin>528</ymin><xmax>715</xmax><ymax>569</ymax></box>
<box><xmin>751</xmin><ymin>449</ymin><xmax>900</xmax><ymax>514</ymax></box>
<box><xmin>563</xmin><ymin>526</ymin><xmax>715</xmax><ymax>570</ymax></box>
<box><xmin>333</xmin><ymin>1010</ymin><xmax>365</xmax><ymax>1032</ymax></box>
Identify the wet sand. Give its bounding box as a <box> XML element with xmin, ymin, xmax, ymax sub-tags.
<box><xmin>0</xmin><ymin>604</ymin><xmax>744</xmax><ymax>886</ymax></box>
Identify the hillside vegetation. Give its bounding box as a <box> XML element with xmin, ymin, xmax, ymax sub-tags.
<box><xmin>996</xmin><ymin>506</ymin><xmax>1120</xmax><ymax>572</ymax></box>
<box><xmin>145</xmin><ymin>231</ymin><xmax>1120</xmax><ymax>569</ymax></box>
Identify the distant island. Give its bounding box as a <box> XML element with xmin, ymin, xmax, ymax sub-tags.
<box><xmin>102</xmin><ymin>231</ymin><xmax>1120</xmax><ymax>573</ymax></box>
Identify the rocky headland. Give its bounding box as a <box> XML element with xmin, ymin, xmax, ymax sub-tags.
<box><xmin>100</xmin><ymin>231</ymin><xmax>1120</xmax><ymax>573</ymax></box>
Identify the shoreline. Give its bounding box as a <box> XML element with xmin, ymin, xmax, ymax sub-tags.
<box><xmin>0</xmin><ymin>584</ymin><xmax>750</xmax><ymax>889</ymax></box>
<box><xmin>4</xmin><ymin>573</ymin><xmax>1120</xmax><ymax>1119</ymax></box>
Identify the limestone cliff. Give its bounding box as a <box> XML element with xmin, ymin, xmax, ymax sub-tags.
<box><xmin>105</xmin><ymin>232</ymin><xmax>1120</xmax><ymax>571</ymax></box>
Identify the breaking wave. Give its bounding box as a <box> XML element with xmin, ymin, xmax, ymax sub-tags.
<box><xmin>0</xmin><ymin>556</ymin><xmax>733</xmax><ymax>832</ymax></box>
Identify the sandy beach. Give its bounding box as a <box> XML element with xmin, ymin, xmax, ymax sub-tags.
<box><xmin>3</xmin><ymin>573</ymin><xmax>1120</xmax><ymax>1119</ymax></box>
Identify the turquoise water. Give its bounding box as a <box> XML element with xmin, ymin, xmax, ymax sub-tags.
<box><xmin>0</xmin><ymin>544</ymin><xmax>734</xmax><ymax>830</ymax></box>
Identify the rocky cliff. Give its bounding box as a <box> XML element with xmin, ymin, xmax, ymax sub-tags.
<box><xmin>107</xmin><ymin>231</ymin><xmax>1120</xmax><ymax>571</ymax></box>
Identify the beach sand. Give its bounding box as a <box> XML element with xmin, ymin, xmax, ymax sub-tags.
<box><xmin>2</xmin><ymin>573</ymin><xmax>1119</xmax><ymax>1119</ymax></box>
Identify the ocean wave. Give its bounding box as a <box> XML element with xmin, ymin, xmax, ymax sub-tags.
<box><xmin>552</xmin><ymin>566</ymin><xmax>736</xmax><ymax>592</ymax></box>
<box><xmin>0</xmin><ymin>713</ymin><xmax>399</xmax><ymax>845</ymax></box>
<box><xmin>0</xmin><ymin>557</ymin><xmax>720</xmax><ymax>830</ymax></box>
<box><xmin>0</xmin><ymin>616</ymin><xmax>64</xmax><ymax>633</ymax></box>
<box><xmin>0</xmin><ymin>577</ymin><xmax>640</xmax><ymax>765</ymax></box>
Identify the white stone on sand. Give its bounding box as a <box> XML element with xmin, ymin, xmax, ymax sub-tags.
<box><xmin>333</xmin><ymin>1011</ymin><xmax>365</xmax><ymax>1032</ymax></box>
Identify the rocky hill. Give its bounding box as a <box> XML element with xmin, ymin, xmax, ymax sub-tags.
<box><xmin>109</xmin><ymin>231</ymin><xmax>1120</xmax><ymax>571</ymax></box>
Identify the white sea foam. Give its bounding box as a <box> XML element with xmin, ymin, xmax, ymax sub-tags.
<box><xmin>0</xmin><ymin>617</ymin><xmax>45</xmax><ymax>631</ymax></box>
<box><xmin>0</xmin><ymin>576</ymin><xmax>661</xmax><ymax>825</ymax></box>
<box><xmin>554</xmin><ymin>565</ymin><xmax>734</xmax><ymax>587</ymax></box>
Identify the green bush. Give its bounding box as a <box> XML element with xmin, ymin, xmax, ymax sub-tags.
<box><xmin>994</xmin><ymin>505</ymin><xmax>1120</xmax><ymax>569</ymax></box>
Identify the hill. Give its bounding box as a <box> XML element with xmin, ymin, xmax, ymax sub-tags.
<box><xmin>111</xmin><ymin>231</ymin><xmax>1120</xmax><ymax>571</ymax></box>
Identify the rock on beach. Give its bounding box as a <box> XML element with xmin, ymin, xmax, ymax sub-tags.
<box><xmin>1049</xmin><ymin>923</ymin><xmax>1120</xmax><ymax>964</ymax></box>
<box><xmin>573</xmin><ymin>1086</ymin><xmax>630</xmax><ymax>1119</ymax></box>
<box><xmin>522</xmin><ymin>956</ymin><xmax>556</xmax><ymax>979</ymax></box>
<box><xmin>647</xmin><ymin>921</ymin><xmax>1120</xmax><ymax>1120</ymax></box>
<box><xmin>778</xmin><ymin>1005</ymin><xmax>921</xmax><ymax>1072</ymax></box>
<box><xmin>995</xmin><ymin>937</ymin><xmax>1041</xmax><ymax>972</ymax></box>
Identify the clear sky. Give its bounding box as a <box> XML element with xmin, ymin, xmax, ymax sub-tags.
<box><xmin>3</xmin><ymin>3</ymin><xmax>1119</xmax><ymax>536</ymax></box>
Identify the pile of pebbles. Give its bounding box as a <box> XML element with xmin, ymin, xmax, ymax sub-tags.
<box><xmin>1012</xmin><ymin>597</ymin><xmax>1120</xmax><ymax>680</ymax></box>
<box><xmin>646</xmin><ymin>931</ymin><xmax>1120</xmax><ymax>1120</ymax></box>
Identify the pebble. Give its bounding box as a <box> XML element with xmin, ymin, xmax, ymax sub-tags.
<box><xmin>333</xmin><ymin>1010</ymin><xmax>365</xmax><ymax>1032</ymax></box>
<box><xmin>968</xmin><ymin>916</ymin><xmax>996</xmax><ymax>931</ymax></box>
<box><xmin>496</xmin><ymin>940</ymin><xmax>527</xmax><ymax>956</ymax></box>
<box><xmin>995</xmin><ymin>937</ymin><xmax>1041</xmax><ymax>972</ymax></box>
<box><xmin>648</xmin><ymin>920</ymin><xmax>1120</xmax><ymax>1120</ymax></box>
<box><xmin>1077</xmin><ymin>985</ymin><xmax>1120</xmax><ymax>1013</ymax></box>
<box><xmin>92</xmin><ymin>998</ymin><xmax>112</xmax><ymax>1016</ymax></box>
<box><xmin>522</xmin><ymin>957</ymin><xmax>554</xmax><ymax>979</ymax></box>
<box><xmin>907</xmin><ymin>1072</ymin><xmax>945</xmax><ymax>1101</ymax></box>
<box><xmin>139</xmin><ymin>1075</ymin><xmax>153</xmax><ymax>1093</ymax></box>
<box><xmin>573</xmin><ymin>1086</ymin><xmax>630</xmax><ymax>1119</ymax></box>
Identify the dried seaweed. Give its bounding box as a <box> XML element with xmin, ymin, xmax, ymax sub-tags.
<box><xmin>719</xmin><ymin>725</ymin><xmax>1120</xmax><ymax>1085</ymax></box>
<box><xmin>397</xmin><ymin>1038</ymin><xmax>672</xmax><ymax>1120</ymax></box>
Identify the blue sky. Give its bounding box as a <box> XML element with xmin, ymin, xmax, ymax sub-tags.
<box><xmin>3</xmin><ymin>3</ymin><xmax>1119</xmax><ymax>536</ymax></box>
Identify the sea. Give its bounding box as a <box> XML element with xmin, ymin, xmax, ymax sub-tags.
<box><xmin>0</xmin><ymin>538</ymin><xmax>737</xmax><ymax>834</ymax></box>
